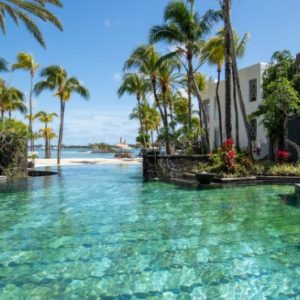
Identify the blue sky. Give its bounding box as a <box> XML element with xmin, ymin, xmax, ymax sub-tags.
<box><xmin>2</xmin><ymin>0</ymin><xmax>300</xmax><ymax>145</ymax></box>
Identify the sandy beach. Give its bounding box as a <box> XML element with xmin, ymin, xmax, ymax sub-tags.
<box><xmin>35</xmin><ymin>158</ymin><xmax>142</xmax><ymax>167</ymax></box>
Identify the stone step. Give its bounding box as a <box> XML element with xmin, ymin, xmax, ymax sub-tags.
<box><xmin>182</xmin><ymin>172</ymin><xmax>196</xmax><ymax>179</ymax></box>
<box><xmin>0</xmin><ymin>176</ymin><xmax>7</xmax><ymax>182</ymax></box>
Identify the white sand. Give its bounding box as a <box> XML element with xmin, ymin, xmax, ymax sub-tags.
<box><xmin>35</xmin><ymin>158</ymin><xmax>142</xmax><ymax>167</ymax></box>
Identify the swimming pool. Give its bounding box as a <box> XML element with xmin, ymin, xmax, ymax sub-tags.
<box><xmin>0</xmin><ymin>165</ymin><xmax>300</xmax><ymax>298</ymax></box>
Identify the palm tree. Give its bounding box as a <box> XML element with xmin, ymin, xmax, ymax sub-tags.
<box><xmin>13</xmin><ymin>53</ymin><xmax>39</xmax><ymax>151</ymax></box>
<box><xmin>34</xmin><ymin>66</ymin><xmax>89</xmax><ymax>164</ymax></box>
<box><xmin>157</xmin><ymin>63</ymin><xmax>181</xmax><ymax>154</ymax></box>
<box><xmin>118</xmin><ymin>73</ymin><xmax>149</xmax><ymax>147</ymax></box>
<box><xmin>202</xmin><ymin>29</ymin><xmax>249</xmax><ymax>147</ymax></box>
<box><xmin>144</xmin><ymin>105</ymin><xmax>161</xmax><ymax>146</ymax></box>
<box><xmin>149</xmin><ymin>0</ymin><xmax>220</xmax><ymax>152</ymax></box>
<box><xmin>124</xmin><ymin>45</ymin><xmax>165</xmax><ymax>121</ymax></box>
<box><xmin>222</xmin><ymin>0</ymin><xmax>252</xmax><ymax>156</ymax></box>
<box><xmin>35</xmin><ymin>111</ymin><xmax>57</xmax><ymax>158</ymax></box>
<box><xmin>0</xmin><ymin>0</ymin><xmax>63</xmax><ymax>48</ymax></box>
<box><xmin>0</xmin><ymin>81</ymin><xmax>26</xmax><ymax>120</ymax></box>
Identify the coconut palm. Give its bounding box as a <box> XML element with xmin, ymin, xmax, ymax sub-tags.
<box><xmin>149</xmin><ymin>0</ymin><xmax>221</xmax><ymax>152</ymax></box>
<box><xmin>124</xmin><ymin>45</ymin><xmax>165</xmax><ymax>121</ymax></box>
<box><xmin>202</xmin><ymin>28</ymin><xmax>249</xmax><ymax>147</ymax></box>
<box><xmin>0</xmin><ymin>0</ymin><xmax>63</xmax><ymax>48</ymax></box>
<box><xmin>34</xmin><ymin>66</ymin><xmax>89</xmax><ymax>164</ymax></box>
<box><xmin>13</xmin><ymin>53</ymin><xmax>39</xmax><ymax>151</ymax></box>
<box><xmin>144</xmin><ymin>105</ymin><xmax>161</xmax><ymax>146</ymax></box>
<box><xmin>35</xmin><ymin>111</ymin><xmax>57</xmax><ymax>158</ymax></box>
<box><xmin>0</xmin><ymin>81</ymin><xmax>26</xmax><ymax>120</ymax></box>
<box><xmin>157</xmin><ymin>63</ymin><xmax>181</xmax><ymax>154</ymax></box>
<box><xmin>222</xmin><ymin>0</ymin><xmax>252</xmax><ymax>156</ymax></box>
<box><xmin>118</xmin><ymin>73</ymin><xmax>149</xmax><ymax>147</ymax></box>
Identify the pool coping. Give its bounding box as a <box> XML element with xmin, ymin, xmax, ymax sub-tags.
<box><xmin>157</xmin><ymin>175</ymin><xmax>300</xmax><ymax>189</ymax></box>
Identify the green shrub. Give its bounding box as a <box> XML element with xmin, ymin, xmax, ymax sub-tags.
<box><xmin>264</xmin><ymin>164</ymin><xmax>300</xmax><ymax>176</ymax></box>
<box><xmin>0</xmin><ymin>119</ymin><xmax>28</xmax><ymax>177</ymax></box>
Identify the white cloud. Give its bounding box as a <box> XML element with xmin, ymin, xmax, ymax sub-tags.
<box><xmin>104</xmin><ymin>19</ymin><xmax>120</xmax><ymax>28</ymax></box>
<box><xmin>46</xmin><ymin>106</ymin><xmax>139</xmax><ymax>145</ymax></box>
<box><xmin>113</xmin><ymin>72</ymin><xmax>121</xmax><ymax>82</ymax></box>
<box><xmin>104</xmin><ymin>19</ymin><xmax>112</xmax><ymax>28</ymax></box>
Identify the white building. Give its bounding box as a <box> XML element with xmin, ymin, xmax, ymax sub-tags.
<box><xmin>201</xmin><ymin>62</ymin><xmax>269</xmax><ymax>157</ymax></box>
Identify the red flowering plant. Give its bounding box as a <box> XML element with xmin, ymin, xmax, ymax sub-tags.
<box><xmin>277</xmin><ymin>150</ymin><xmax>290</xmax><ymax>164</ymax></box>
<box><xmin>221</xmin><ymin>138</ymin><xmax>237</xmax><ymax>172</ymax></box>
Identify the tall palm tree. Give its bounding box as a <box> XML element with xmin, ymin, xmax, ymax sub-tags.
<box><xmin>34</xmin><ymin>66</ymin><xmax>89</xmax><ymax>164</ymax></box>
<box><xmin>118</xmin><ymin>73</ymin><xmax>149</xmax><ymax>147</ymax></box>
<box><xmin>0</xmin><ymin>0</ymin><xmax>63</xmax><ymax>48</ymax></box>
<box><xmin>35</xmin><ymin>111</ymin><xmax>57</xmax><ymax>158</ymax></box>
<box><xmin>202</xmin><ymin>28</ymin><xmax>249</xmax><ymax>147</ymax></box>
<box><xmin>13</xmin><ymin>53</ymin><xmax>39</xmax><ymax>151</ymax></box>
<box><xmin>222</xmin><ymin>0</ymin><xmax>252</xmax><ymax>156</ymax></box>
<box><xmin>149</xmin><ymin>0</ymin><xmax>220</xmax><ymax>152</ymax></box>
<box><xmin>157</xmin><ymin>63</ymin><xmax>181</xmax><ymax>154</ymax></box>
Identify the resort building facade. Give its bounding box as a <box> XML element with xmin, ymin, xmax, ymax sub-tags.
<box><xmin>201</xmin><ymin>62</ymin><xmax>269</xmax><ymax>157</ymax></box>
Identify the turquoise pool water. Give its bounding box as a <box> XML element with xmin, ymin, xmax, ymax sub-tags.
<box><xmin>1</xmin><ymin>165</ymin><xmax>300</xmax><ymax>299</ymax></box>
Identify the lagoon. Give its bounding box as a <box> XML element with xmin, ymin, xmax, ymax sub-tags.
<box><xmin>0</xmin><ymin>165</ymin><xmax>300</xmax><ymax>298</ymax></box>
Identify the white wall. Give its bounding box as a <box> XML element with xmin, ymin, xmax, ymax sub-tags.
<box><xmin>201</xmin><ymin>63</ymin><xmax>269</xmax><ymax>157</ymax></box>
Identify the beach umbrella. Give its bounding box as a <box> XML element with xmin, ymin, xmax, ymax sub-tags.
<box><xmin>116</xmin><ymin>143</ymin><xmax>132</xmax><ymax>150</ymax></box>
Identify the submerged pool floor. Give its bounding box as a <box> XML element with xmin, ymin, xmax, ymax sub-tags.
<box><xmin>0</xmin><ymin>165</ymin><xmax>300</xmax><ymax>299</ymax></box>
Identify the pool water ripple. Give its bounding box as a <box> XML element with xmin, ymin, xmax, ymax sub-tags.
<box><xmin>0</xmin><ymin>165</ymin><xmax>300</xmax><ymax>299</ymax></box>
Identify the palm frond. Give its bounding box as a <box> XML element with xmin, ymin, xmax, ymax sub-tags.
<box><xmin>34</xmin><ymin>80</ymin><xmax>54</xmax><ymax>95</ymax></box>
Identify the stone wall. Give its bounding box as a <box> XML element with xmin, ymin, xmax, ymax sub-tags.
<box><xmin>143</xmin><ymin>154</ymin><xmax>209</xmax><ymax>180</ymax></box>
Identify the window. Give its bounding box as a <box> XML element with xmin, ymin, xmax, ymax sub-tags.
<box><xmin>249</xmin><ymin>79</ymin><xmax>257</xmax><ymax>102</ymax></box>
<box><xmin>203</xmin><ymin>99</ymin><xmax>210</xmax><ymax>123</ymax></box>
<box><xmin>249</xmin><ymin>119</ymin><xmax>257</xmax><ymax>140</ymax></box>
<box><xmin>214</xmin><ymin>127</ymin><xmax>220</xmax><ymax>149</ymax></box>
<box><xmin>214</xmin><ymin>97</ymin><xmax>219</xmax><ymax>120</ymax></box>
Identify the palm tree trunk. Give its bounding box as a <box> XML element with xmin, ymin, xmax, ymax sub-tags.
<box><xmin>232</xmin><ymin>69</ymin><xmax>240</xmax><ymax>150</ymax></box>
<box><xmin>57</xmin><ymin>99</ymin><xmax>65</xmax><ymax>165</ymax></box>
<box><xmin>162</xmin><ymin>90</ymin><xmax>171</xmax><ymax>155</ymax></box>
<box><xmin>29</xmin><ymin>72</ymin><xmax>34</xmax><ymax>151</ymax></box>
<box><xmin>48</xmin><ymin>138</ymin><xmax>52</xmax><ymax>159</ymax></box>
<box><xmin>137</xmin><ymin>96</ymin><xmax>146</xmax><ymax>147</ymax></box>
<box><xmin>187</xmin><ymin>54</ymin><xmax>193</xmax><ymax>129</ymax></box>
<box><xmin>187</xmin><ymin>69</ymin><xmax>193</xmax><ymax>129</ymax></box>
<box><xmin>45</xmin><ymin>124</ymin><xmax>48</xmax><ymax>159</ymax></box>
<box><xmin>225</xmin><ymin>0</ymin><xmax>252</xmax><ymax>157</ymax></box>
<box><xmin>216</xmin><ymin>68</ymin><xmax>223</xmax><ymax>145</ymax></box>
<box><xmin>1</xmin><ymin>110</ymin><xmax>4</xmax><ymax>121</ymax></box>
<box><xmin>151</xmin><ymin>76</ymin><xmax>164</xmax><ymax>121</ymax></box>
<box><xmin>191</xmin><ymin>74</ymin><xmax>211</xmax><ymax>153</ymax></box>
<box><xmin>151</xmin><ymin>131</ymin><xmax>154</xmax><ymax>147</ymax></box>
<box><xmin>169</xmin><ymin>102</ymin><xmax>175</xmax><ymax>133</ymax></box>
<box><xmin>223</xmin><ymin>0</ymin><xmax>232</xmax><ymax>139</ymax></box>
<box><xmin>8</xmin><ymin>111</ymin><xmax>11</xmax><ymax>119</ymax></box>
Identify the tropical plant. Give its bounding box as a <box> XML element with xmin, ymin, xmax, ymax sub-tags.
<box><xmin>0</xmin><ymin>0</ymin><xmax>63</xmax><ymax>47</ymax></box>
<box><xmin>251</xmin><ymin>77</ymin><xmax>299</xmax><ymax>154</ymax></box>
<box><xmin>0</xmin><ymin>81</ymin><xmax>26</xmax><ymax>120</ymax></box>
<box><xmin>0</xmin><ymin>119</ymin><xmax>28</xmax><ymax>177</ymax></box>
<box><xmin>201</xmin><ymin>28</ymin><xmax>249</xmax><ymax>147</ymax></box>
<box><xmin>34</xmin><ymin>65</ymin><xmax>89</xmax><ymax>164</ymax></box>
<box><xmin>157</xmin><ymin>63</ymin><xmax>181</xmax><ymax>154</ymax></box>
<box><xmin>149</xmin><ymin>0</ymin><xmax>221</xmax><ymax>152</ymax></box>
<box><xmin>124</xmin><ymin>45</ymin><xmax>165</xmax><ymax>122</ymax></box>
<box><xmin>118</xmin><ymin>73</ymin><xmax>149</xmax><ymax>147</ymax></box>
<box><xmin>13</xmin><ymin>52</ymin><xmax>39</xmax><ymax>150</ymax></box>
<box><xmin>35</xmin><ymin>110</ymin><xmax>57</xmax><ymax>158</ymax></box>
<box><xmin>222</xmin><ymin>0</ymin><xmax>252</xmax><ymax>156</ymax></box>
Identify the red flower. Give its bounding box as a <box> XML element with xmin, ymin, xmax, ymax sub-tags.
<box><xmin>228</xmin><ymin>149</ymin><xmax>236</xmax><ymax>159</ymax></box>
<box><xmin>277</xmin><ymin>150</ymin><xmax>290</xmax><ymax>163</ymax></box>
